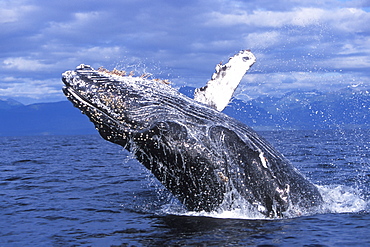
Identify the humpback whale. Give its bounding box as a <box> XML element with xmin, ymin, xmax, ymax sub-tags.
<box><xmin>62</xmin><ymin>51</ymin><xmax>322</xmax><ymax>217</ymax></box>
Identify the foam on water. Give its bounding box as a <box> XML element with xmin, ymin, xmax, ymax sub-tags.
<box><xmin>158</xmin><ymin>184</ymin><xmax>369</xmax><ymax>220</ymax></box>
<box><xmin>318</xmin><ymin>184</ymin><xmax>369</xmax><ymax>214</ymax></box>
<box><xmin>160</xmin><ymin>202</ymin><xmax>267</xmax><ymax>220</ymax></box>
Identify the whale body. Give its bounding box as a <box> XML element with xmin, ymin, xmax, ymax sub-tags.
<box><xmin>62</xmin><ymin>64</ymin><xmax>322</xmax><ymax>217</ymax></box>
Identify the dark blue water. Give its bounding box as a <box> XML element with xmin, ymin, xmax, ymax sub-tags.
<box><xmin>1</xmin><ymin>130</ymin><xmax>369</xmax><ymax>246</ymax></box>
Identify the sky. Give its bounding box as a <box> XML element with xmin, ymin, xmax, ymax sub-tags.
<box><xmin>1</xmin><ymin>0</ymin><xmax>370</xmax><ymax>104</ymax></box>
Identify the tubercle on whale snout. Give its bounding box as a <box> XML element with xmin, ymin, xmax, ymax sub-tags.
<box><xmin>62</xmin><ymin>63</ymin><xmax>323</xmax><ymax>218</ymax></box>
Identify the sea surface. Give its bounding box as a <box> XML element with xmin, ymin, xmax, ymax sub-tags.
<box><xmin>0</xmin><ymin>129</ymin><xmax>369</xmax><ymax>246</ymax></box>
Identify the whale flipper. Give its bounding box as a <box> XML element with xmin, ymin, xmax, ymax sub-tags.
<box><xmin>194</xmin><ymin>50</ymin><xmax>256</xmax><ymax>111</ymax></box>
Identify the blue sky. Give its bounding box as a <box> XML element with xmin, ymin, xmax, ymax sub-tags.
<box><xmin>1</xmin><ymin>0</ymin><xmax>369</xmax><ymax>104</ymax></box>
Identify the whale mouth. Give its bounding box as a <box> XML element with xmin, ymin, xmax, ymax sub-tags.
<box><xmin>63</xmin><ymin>86</ymin><xmax>93</xmax><ymax>111</ymax></box>
<box><xmin>62</xmin><ymin>67</ymin><xmax>135</xmax><ymax>138</ymax></box>
<box><xmin>62</xmin><ymin>78</ymin><xmax>113</xmax><ymax>124</ymax></box>
<box><xmin>61</xmin><ymin>65</ymin><xmax>98</xmax><ymax>113</ymax></box>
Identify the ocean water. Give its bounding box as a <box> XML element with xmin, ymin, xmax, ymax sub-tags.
<box><xmin>0</xmin><ymin>129</ymin><xmax>369</xmax><ymax>246</ymax></box>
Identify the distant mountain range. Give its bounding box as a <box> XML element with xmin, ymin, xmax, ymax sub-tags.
<box><xmin>226</xmin><ymin>88</ymin><xmax>369</xmax><ymax>130</ymax></box>
<box><xmin>180</xmin><ymin>86</ymin><xmax>369</xmax><ymax>130</ymax></box>
<box><xmin>0</xmin><ymin>87</ymin><xmax>368</xmax><ymax>136</ymax></box>
<box><xmin>0</xmin><ymin>100</ymin><xmax>96</xmax><ymax>136</ymax></box>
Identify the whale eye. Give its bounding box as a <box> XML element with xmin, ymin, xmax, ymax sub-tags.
<box><xmin>242</xmin><ymin>57</ymin><xmax>250</xmax><ymax>62</ymax></box>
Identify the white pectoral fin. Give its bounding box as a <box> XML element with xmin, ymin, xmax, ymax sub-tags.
<box><xmin>194</xmin><ymin>50</ymin><xmax>256</xmax><ymax>111</ymax></box>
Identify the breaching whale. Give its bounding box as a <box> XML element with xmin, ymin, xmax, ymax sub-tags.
<box><xmin>62</xmin><ymin>51</ymin><xmax>322</xmax><ymax>217</ymax></box>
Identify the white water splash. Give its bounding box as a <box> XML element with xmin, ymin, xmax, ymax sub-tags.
<box><xmin>159</xmin><ymin>184</ymin><xmax>369</xmax><ymax>220</ymax></box>
<box><xmin>318</xmin><ymin>185</ymin><xmax>368</xmax><ymax>214</ymax></box>
<box><xmin>160</xmin><ymin>201</ymin><xmax>267</xmax><ymax>220</ymax></box>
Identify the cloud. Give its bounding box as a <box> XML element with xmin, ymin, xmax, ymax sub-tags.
<box><xmin>0</xmin><ymin>0</ymin><xmax>369</xmax><ymax>104</ymax></box>
<box><xmin>236</xmin><ymin>70</ymin><xmax>367</xmax><ymax>101</ymax></box>
<box><xmin>0</xmin><ymin>1</ymin><xmax>37</xmax><ymax>24</ymax></box>
<box><xmin>244</xmin><ymin>31</ymin><xmax>282</xmax><ymax>49</ymax></box>
<box><xmin>0</xmin><ymin>76</ymin><xmax>65</xmax><ymax>104</ymax></box>
<box><xmin>204</xmin><ymin>8</ymin><xmax>327</xmax><ymax>28</ymax></box>
<box><xmin>3</xmin><ymin>57</ymin><xmax>52</xmax><ymax>71</ymax></box>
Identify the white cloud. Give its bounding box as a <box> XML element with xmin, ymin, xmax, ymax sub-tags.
<box><xmin>0</xmin><ymin>8</ymin><xmax>18</xmax><ymax>24</ymax></box>
<box><xmin>291</xmin><ymin>8</ymin><xmax>326</xmax><ymax>26</ymax></box>
<box><xmin>204</xmin><ymin>7</ymin><xmax>327</xmax><ymax>28</ymax></box>
<box><xmin>244</xmin><ymin>31</ymin><xmax>282</xmax><ymax>49</ymax></box>
<box><xmin>235</xmin><ymin>70</ymin><xmax>366</xmax><ymax>100</ymax></box>
<box><xmin>75</xmin><ymin>46</ymin><xmax>123</xmax><ymax>62</ymax></box>
<box><xmin>0</xmin><ymin>1</ymin><xmax>37</xmax><ymax>24</ymax></box>
<box><xmin>0</xmin><ymin>0</ymin><xmax>369</xmax><ymax>103</ymax></box>
<box><xmin>325</xmin><ymin>7</ymin><xmax>370</xmax><ymax>32</ymax></box>
<box><xmin>0</xmin><ymin>76</ymin><xmax>64</xmax><ymax>103</ymax></box>
<box><xmin>203</xmin><ymin>5</ymin><xmax>370</xmax><ymax>37</ymax></box>
<box><xmin>45</xmin><ymin>11</ymin><xmax>102</xmax><ymax>35</ymax></box>
<box><xmin>3</xmin><ymin>57</ymin><xmax>52</xmax><ymax>71</ymax></box>
<box><xmin>321</xmin><ymin>56</ymin><xmax>370</xmax><ymax>69</ymax></box>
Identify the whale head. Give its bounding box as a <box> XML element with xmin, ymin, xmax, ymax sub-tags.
<box><xmin>62</xmin><ymin>64</ymin><xmax>193</xmax><ymax>146</ymax></box>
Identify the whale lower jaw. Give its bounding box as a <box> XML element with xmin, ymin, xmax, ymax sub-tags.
<box><xmin>63</xmin><ymin>86</ymin><xmax>124</xmax><ymax>131</ymax></box>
